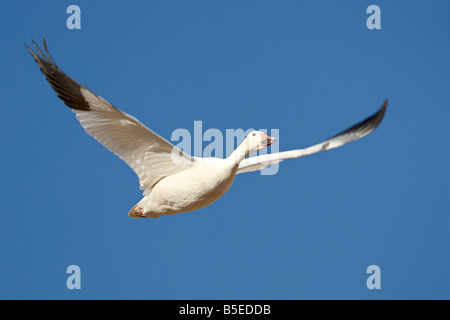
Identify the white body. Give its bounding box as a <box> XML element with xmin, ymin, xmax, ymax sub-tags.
<box><xmin>136</xmin><ymin>158</ymin><xmax>238</xmax><ymax>218</ymax></box>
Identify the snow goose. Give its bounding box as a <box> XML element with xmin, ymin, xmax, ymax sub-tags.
<box><xmin>27</xmin><ymin>39</ymin><xmax>387</xmax><ymax>219</ymax></box>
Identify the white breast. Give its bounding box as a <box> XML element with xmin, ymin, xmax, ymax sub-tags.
<box><xmin>140</xmin><ymin>158</ymin><xmax>238</xmax><ymax>216</ymax></box>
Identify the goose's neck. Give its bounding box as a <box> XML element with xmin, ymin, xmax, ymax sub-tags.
<box><xmin>229</xmin><ymin>142</ymin><xmax>250</xmax><ymax>165</ymax></box>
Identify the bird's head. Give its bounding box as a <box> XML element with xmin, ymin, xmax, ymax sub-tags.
<box><xmin>244</xmin><ymin>131</ymin><xmax>276</xmax><ymax>155</ymax></box>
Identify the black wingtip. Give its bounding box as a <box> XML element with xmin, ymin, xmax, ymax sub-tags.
<box><xmin>381</xmin><ymin>98</ymin><xmax>388</xmax><ymax>112</ymax></box>
<box><xmin>372</xmin><ymin>98</ymin><xmax>388</xmax><ymax>128</ymax></box>
<box><xmin>27</xmin><ymin>38</ymin><xmax>93</xmax><ymax>111</ymax></box>
<box><xmin>328</xmin><ymin>99</ymin><xmax>388</xmax><ymax>140</ymax></box>
<box><xmin>42</xmin><ymin>36</ymin><xmax>55</xmax><ymax>64</ymax></box>
<box><xmin>24</xmin><ymin>43</ymin><xmax>32</xmax><ymax>56</ymax></box>
<box><xmin>25</xmin><ymin>39</ymin><xmax>36</xmax><ymax>54</ymax></box>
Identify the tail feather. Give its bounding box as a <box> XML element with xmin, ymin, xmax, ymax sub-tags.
<box><xmin>128</xmin><ymin>204</ymin><xmax>143</xmax><ymax>218</ymax></box>
<box><xmin>128</xmin><ymin>204</ymin><xmax>162</xmax><ymax>219</ymax></box>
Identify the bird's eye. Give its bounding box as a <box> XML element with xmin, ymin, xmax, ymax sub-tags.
<box><xmin>252</xmin><ymin>133</ymin><xmax>256</xmax><ymax>136</ymax></box>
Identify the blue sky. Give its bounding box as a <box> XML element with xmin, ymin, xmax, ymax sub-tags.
<box><xmin>0</xmin><ymin>1</ymin><xmax>449</xmax><ymax>299</ymax></box>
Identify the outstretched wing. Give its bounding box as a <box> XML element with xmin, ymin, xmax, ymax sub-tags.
<box><xmin>27</xmin><ymin>38</ymin><xmax>194</xmax><ymax>194</ymax></box>
<box><xmin>237</xmin><ymin>100</ymin><xmax>387</xmax><ymax>174</ymax></box>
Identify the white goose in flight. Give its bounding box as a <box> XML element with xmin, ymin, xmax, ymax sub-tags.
<box><xmin>27</xmin><ymin>39</ymin><xmax>387</xmax><ymax>219</ymax></box>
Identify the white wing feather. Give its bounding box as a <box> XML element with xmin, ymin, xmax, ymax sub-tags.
<box><xmin>237</xmin><ymin>100</ymin><xmax>387</xmax><ymax>174</ymax></box>
<box><xmin>28</xmin><ymin>39</ymin><xmax>194</xmax><ymax>194</ymax></box>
